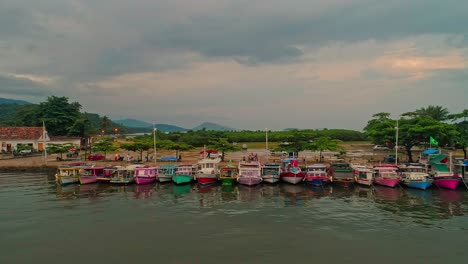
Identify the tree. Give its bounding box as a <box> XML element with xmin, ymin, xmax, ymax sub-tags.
<box><xmin>120</xmin><ymin>138</ymin><xmax>153</xmax><ymax>161</ymax></box>
<box><xmin>46</xmin><ymin>143</ymin><xmax>76</xmax><ymax>160</ymax></box>
<box><xmin>208</xmin><ymin>138</ymin><xmax>240</xmax><ymax>161</ymax></box>
<box><xmin>91</xmin><ymin>136</ymin><xmax>117</xmax><ymax>159</ymax></box>
<box><xmin>414</xmin><ymin>105</ymin><xmax>450</xmax><ymax>121</ymax></box>
<box><xmin>308</xmin><ymin>137</ymin><xmax>344</xmax><ymax>162</ymax></box>
<box><xmin>100</xmin><ymin>116</ymin><xmax>112</xmax><ymax>134</ymax></box>
<box><xmin>67</xmin><ymin>115</ymin><xmax>96</xmax><ymax>139</ymax></box>
<box><xmin>158</xmin><ymin>140</ymin><xmax>193</xmax><ymax>161</ymax></box>
<box><xmin>450</xmin><ymin>109</ymin><xmax>468</xmax><ymax>158</ymax></box>
<box><xmin>363</xmin><ymin>112</ymin><xmax>396</xmax><ymax>146</ymax></box>
<box><xmin>364</xmin><ymin>113</ymin><xmax>459</xmax><ymax>162</ymax></box>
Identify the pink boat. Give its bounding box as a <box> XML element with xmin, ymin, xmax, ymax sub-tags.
<box><xmin>79</xmin><ymin>167</ymin><xmax>105</xmax><ymax>185</ymax></box>
<box><xmin>433</xmin><ymin>177</ymin><xmax>461</xmax><ymax>190</ymax></box>
<box><xmin>373</xmin><ymin>164</ymin><xmax>400</xmax><ymax>188</ymax></box>
<box><xmin>237</xmin><ymin>161</ymin><xmax>262</xmax><ymax>186</ymax></box>
<box><xmin>280</xmin><ymin>158</ymin><xmax>305</xmax><ymax>184</ymax></box>
<box><xmin>134</xmin><ymin>167</ymin><xmax>158</xmax><ymax>185</ymax></box>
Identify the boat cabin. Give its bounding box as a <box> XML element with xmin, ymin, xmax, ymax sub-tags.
<box><xmin>261</xmin><ymin>163</ymin><xmax>281</xmax><ymax>176</ymax></box>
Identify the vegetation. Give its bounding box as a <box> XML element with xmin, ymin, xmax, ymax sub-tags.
<box><xmin>91</xmin><ymin>136</ymin><xmax>117</xmax><ymax>159</ymax></box>
<box><xmin>0</xmin><ymin>96</ymin><xmax>125</xmax><ymax>139</ymax></box>
<box><xmin>46</xmin><ymin>143</ymin><xmax>76</xmax><ymax>159</ymax></box>
<box><xmin>208</xmin><ymin>138</ymin><xmax>240</xmax><ymax>161</ymax></box>
<box><xmin>308</xmin><ymin>137</ymin><xmax>344</xmax><ymax>162</ymax></box>
<box><xmin>364</xmin><ymin>106</ymin><xmax>461</xmax><ymax>162</ymax></box>
<box><xmin>450</xmin><ymin>109</ymin><xmax>468</xmax><ymax>158</ymax></box>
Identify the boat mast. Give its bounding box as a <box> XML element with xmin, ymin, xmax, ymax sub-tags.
<box><xmin>153</xmin><ymin>123</ymin><xmax>157</xmax><ymax>165</ymax></box>
<box><xmin>395</xmin><ymin>118</ymin><xmax>399</xmax><ymax>166</ymax></box>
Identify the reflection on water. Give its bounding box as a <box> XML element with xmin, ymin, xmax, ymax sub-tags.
<box><xmin>1</xmin><ymin>172</ymin><xmax>467</xmax><ymax>263</ymax></box>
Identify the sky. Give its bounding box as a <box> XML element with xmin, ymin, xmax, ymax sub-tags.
<box><xmin>0</xmin><ymin>0</ymin><xmax>467</xmax><ymax>131</ymax></box>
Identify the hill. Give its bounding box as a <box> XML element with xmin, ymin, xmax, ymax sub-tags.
<box><xmin>0</xmin><ymin>97</ymin><xmax>31</xmax><ymax>105</ymax></box>
<box><xmin>154</xmin><ymin>124</ymin><xmax>187</xmax><ymax>132</ymax></box>
<box><xmin>192</xmin><ymin>122</ymin><xmax>236</xmax><ymax>131</ymax></box>
<box><xmin>114</xmin><ymin>118</ymin><xmax>152</xmax><ymax>128</ymax></box>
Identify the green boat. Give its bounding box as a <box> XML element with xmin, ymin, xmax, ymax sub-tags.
<box><xmin>173</xmin><ymin>164</ymin><xmax>195</xmax><ymax>185</ymax></box>
<box><xmin>219</xmin><ymin>163</ymin><xmax>238</xmax><ymax>186</ymax></box>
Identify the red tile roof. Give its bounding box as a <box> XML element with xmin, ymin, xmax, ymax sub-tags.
<box><xmin>0</xmin><ymin>127</ymin><xmax>44</xmax><ymax>140</ymax></box>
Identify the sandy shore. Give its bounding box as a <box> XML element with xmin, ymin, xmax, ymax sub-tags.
<box><xmin>0</xmin><ymin>145</ymin><xmax>377</xmax><ymax>171</ymax></box>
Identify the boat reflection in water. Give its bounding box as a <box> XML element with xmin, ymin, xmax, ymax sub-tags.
<box><xmin>134</xmin><ymin>183</ymin><xmax>156</xmax><ymax>199</ymax></box>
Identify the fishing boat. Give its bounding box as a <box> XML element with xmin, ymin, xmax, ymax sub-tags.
<box><xmin>261</xmin><ymin>163</ymin><xmax>281</xmax><ymax>184</ymax></box>
<box><xmin>373</xmin><ymin>164</ymin><xmax>401</xmax><ymax>188</ymax></box>
<box><xmin>399</xmin><ymin>164</ymin><xmax>432</xmax><ymax>190</ymax></box>
<box><xmin>99</xmin><ymin>166</ymin><xmax>118</xmax><ymax>182</ymax></box>
<box><xmin>55</xmin><ymin>166</ymin><xmax>82</xmax><ymax>185</ymax></box>
<box><xmin>354</xmin><ymin>167</ymin><xmax>374</xmax><ymax>187</ymax></box>
<box><xmin>237</xmin><ymin>161</ymin><xmax>262</xmax><ymax>186</ymax></box>
<box><xmin>158</xmin><ymin>165</ymin><xmax>177</xmax><ymax>183</ymax></box>
<box><xmin>304</xmin><ymin>164</ymin><xmax>330</xmax><ymax>186</ymax></box>
<box><xmin>195</xmin><ymin>157</ymin><xmax>221</xmax><ymax>185</ymax></box>
<box><xmin>219</xmin><ymin>162</ymin><xmax>238</xmax><ymax>186</ymax></box>
<box><xmin>110</xmin><ymin>165</ymin><xmax>141</xmax><ymax>184</ymax></box>
<box><xmin>328</xmin><ymin>161</ymin><xmax>354</xmax><ymax>187</ymax></box>
<box><xmin>173</xmin><ymin>164</ymin><xmax>196</xmax><ymax>185</ymax></box>
<box><xmin>280</xmin><ymin>158</ymin><xmax>305</xmax><ymax>184</ymax></box>
<box><xmin>421</xmin><ymin>149</ymin><xmax>461</xmax><ymax>190</ymax></box>
<box><xmin>79</xmin><ymin>166</ymin><xmax>105</xmax><ymax>185</ymax></box>
<box><xmin>454</xmin><ymin>159</ymin><xmax>468</xmax><ymax>188</ymax></box>
<box><xmin>134</xmin><ymin>166</ymin><xmax>158</xmax><ymax>185</ymax></box>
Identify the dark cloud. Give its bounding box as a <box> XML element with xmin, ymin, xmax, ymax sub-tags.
<box><xmin>0</xmin><ymin>74</ymin><xmax>52</xmax><ymax>96</ymax></box>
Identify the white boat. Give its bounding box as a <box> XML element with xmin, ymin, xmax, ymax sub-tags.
<box><xmin>195</xmin><ymin>158</ymin><xmax>221</xmax><ymax>185</ymax></box>
<box><xmin>261</xmin><ymin>163</ymin><xmax>281</xmax><ymax>183</ymax></box>
<box><xmin>399</xmin><ymin>164</ymin><xmax>432</xmax><ymax>190</ymax></box>
<box><xmin>110</xmin><ymin>164</ymin><xmax>142</xmax><ymax>184</ymax></box>
<box><xmin>55</xmin><ymin>166</ymin><xmax>84</xmax><ymax>185</ymax></box>
<box><xmin>158</xmin><ymin>165</ymin><xmax>177</xmax><ymax>183</ymax></box>
<box><xmin>237</xmin><ymin>161</ymin><xmax>262</xmax><ymax>186</ymax></box>
<box><xmin>354</xmin><ymin>167</ymin><xmax>373</xmax><ymax>186</ymax></box>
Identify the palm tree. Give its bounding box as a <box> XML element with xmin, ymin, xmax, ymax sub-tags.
<box><xmin>414</xmin><ymin>105</ymin><xmax>450</xmax><ymax>121</ymax></box>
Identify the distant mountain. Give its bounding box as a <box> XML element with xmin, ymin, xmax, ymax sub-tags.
<box><xmin>0</xmin><ymin>97</ymin><xmax>31</xmax><ymax>105</ymax></box>
<box><xmin>154</xmin><ymin>124</ymin><xmax>187</xmax><ymax>132</ymax></box>
<box><xmin>192</xmin><ymin>122</ymin><xmax>236</xmax><ymax>131</ymax></box>
<box><xmin>114</xmin><ymin>118</ymin><xmax>152</xmax><ymax>128</ymax></box>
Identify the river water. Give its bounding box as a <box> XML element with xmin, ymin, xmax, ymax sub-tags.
<box><xmin>1</xmin><ymin>172</ymin><xmax>467</xmax><ymax>263</ymax></box>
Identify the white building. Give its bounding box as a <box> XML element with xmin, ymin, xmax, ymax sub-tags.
<box><xmin>0</xmin><ymin>127</ymin><xmax>49</xmax><ymax>152</ymax></box>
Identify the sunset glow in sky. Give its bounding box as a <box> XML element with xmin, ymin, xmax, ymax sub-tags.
<box><xmin>0</xmin><ymin>0</ymin><xmax>467</xmax><ymax>130</ymax></box>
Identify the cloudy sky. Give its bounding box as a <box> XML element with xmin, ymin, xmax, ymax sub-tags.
<box><xmin>0</xmin><ymin>0</ymin><xmax>467</xmax><ymax>130</ymax></box>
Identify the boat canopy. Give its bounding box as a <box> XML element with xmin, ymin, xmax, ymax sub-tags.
<box><xmin>433</xmin><ymin>163</ymin><xmax>449</xmax><ymax>172</ymax></box>
<box><xmin>422</xmin><ymin>148</ymin><xmax>439</xmax><ymax>155</ymax></box>
<box><xmin>160</xmin><ymin>156</ymin><xmax>177</xmax><ymax>161</ymax></box>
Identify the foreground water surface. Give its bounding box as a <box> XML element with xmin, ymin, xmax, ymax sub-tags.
<box><xmin>1</xmin><ymin>172</ymin><xmax>467</xmax><ymax>263</ymax></box>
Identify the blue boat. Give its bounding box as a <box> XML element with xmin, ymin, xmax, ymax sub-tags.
<box><xmin>399</xmin><ymin>163</ymin><xmax>432</xmax><ymax>190</ymax></box>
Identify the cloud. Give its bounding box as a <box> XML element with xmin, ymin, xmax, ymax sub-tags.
<box><xmin>0</xmin><ymin>0</ymin><xmax>467</xmax><ymax>129</ymax></box>
<box><xmin>0</xmin><ymin>73</ymin><xmax>54</xmax><ymax>96</ymax></box>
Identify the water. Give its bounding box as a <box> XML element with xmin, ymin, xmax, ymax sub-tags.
<box><xmin>1</xmin><ymin>172</ymin><xmax>467</xmax><ymax>263</ymax></box>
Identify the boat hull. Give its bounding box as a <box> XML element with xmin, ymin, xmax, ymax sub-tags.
<box><xmin>96</xmin><ymin>177</ymin><xmax>112</xmax><ymax>183</ymax></box>
<box><xmin>433</xmin><ymin>178</ymin><xmax>460</xmax><ymax>190</ymax></box>
<box><xmin>402</xmin><ymin>180</ymin><xmax>432</xmax><ymax>190</ymax></box>
<box><xmin>355</xmin><ymin>178</ymin><xmax>372</xmax><ymax>187</ymax></box>
<box><xmin>280</xmin><ymin>173</ymin><xmax>305</xmax><ymax>184</ymax></box>
<box><xmin>305</xmin><ymin>176</ymin><xmax>330</xmax><ymax>186</ymax></box>
<box><xmin>220</xmin><ymin>177</ymin><xmax>236</xmax><ymax>186</ymax></box>
<box><xmin>135</xmin><ymin>177</ymin><xmax>156</xmax><ymax>185</ymax></box>
<box><xmin>158</xmin><ymin>175</ymin><xmax>173</xmax><ymax>183</ymax></box>
<box><xmin>172</xmin><ymin>175</ymin><xmax>193</xmax><ymax>185</ymax></box>
<box><xmin>196</xmin><ymin>174</ymin><xmax>218</xmax><ymax>185</ymax></box>
<box><xmin>262</xmin><ymin>175</ymin><xmax>280</xmax><ymax>184</ymax></box>
<box><xmin>374</xmin><ymin>178</ymin><xmax>400</xmax><ymax>188</ymax></box>
<box><xmin>237</xmin><ymin>177</ymin><xmax>262</xmax><ymax>186</ymax></box>
<box><xmin>79</xmin><ymin>176</ymin><xmax>98</xmax><ymax>185</ymax></box>
<box><xmin>110</xmin><ymin>177</ymin><xmax>135</xmax><ymax>184</ymax></box>
<box><xmin>59</xmin><ymin>176</ymin><xmax>79</xmax><ymax>185</ymax></box>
